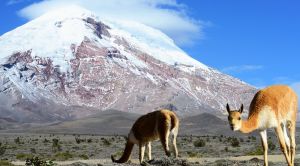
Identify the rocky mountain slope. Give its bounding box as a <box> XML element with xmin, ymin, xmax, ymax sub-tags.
<box><xmin>0</xmin><ymin>6</ymin><xmax>256</xmax><ymax>123</ymax></box>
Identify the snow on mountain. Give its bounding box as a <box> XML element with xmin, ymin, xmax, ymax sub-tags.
<box><xmin>0</xmin><ymin>6</ymin><xmax>207</xmax><ymax>73</ymax></box>
<box><xmin>0</xmin><ymin>6</ymin><xmax>257</xmax><ymax>122</ymax></box>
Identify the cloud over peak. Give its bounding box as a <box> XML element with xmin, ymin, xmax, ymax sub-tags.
<box><xmin>221</xmin><ymin>65</ymin><xmax>263</xmax><ymax>74</ymax></box>
<box><xmin>18</xmin><ymin>0</ymin><xmax>206</xmax><ymax>46</ymax></box>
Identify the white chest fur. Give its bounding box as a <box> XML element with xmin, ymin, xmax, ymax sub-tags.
<box><xmin>257</xmin><ymin>106</ymin><xmax>278</xmax><ymax>130</ymax></box>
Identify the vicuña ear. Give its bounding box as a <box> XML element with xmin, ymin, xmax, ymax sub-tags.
<box><xmin>239</xmin><ymin>104</ymin><xmax>244</xmax><ymax>113</ymax></box>
<box><xmin>226</xmin><ymin>103</ymin><xmax>230</xmax><ymax>114</ymax></box>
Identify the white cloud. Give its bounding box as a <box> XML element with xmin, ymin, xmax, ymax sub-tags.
<box><xmin>17</xmin><ymin>0</ymin><xmax>206</xmax><ymax>46</ymax></box>
<box><xmin>7</xmin><ymin>0</ymin><xmax>27</xmax><ymax>5</ymax></box>
<box><xmin>221</xmin><ymin>65</ymin><xmax>263</xmax><ymax>74</ymax></box>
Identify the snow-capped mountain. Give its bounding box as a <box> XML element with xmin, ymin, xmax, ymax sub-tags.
<box><xmin>0</xmin><ymin>6</ymin><xmax>256</xmax><ymax>122</ymax></box>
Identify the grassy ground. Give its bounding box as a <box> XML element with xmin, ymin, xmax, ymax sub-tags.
<box><xmin>0</xmin><ymin>133</ymin><xmax>299</xmax><ymax>165</ymax></box>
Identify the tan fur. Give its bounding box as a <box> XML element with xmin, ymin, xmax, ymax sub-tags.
<box><xmin>111</xmin><ymin>109</ymin><xmax>179</xmax><ymax>164</ymax></box>
<box><xmin>227</xmin><ymin>85</ymin><xmax>298</xmax><ymax>166</ymax></box>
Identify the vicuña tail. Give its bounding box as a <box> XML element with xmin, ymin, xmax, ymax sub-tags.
<box><xmin>111</xmin><ymin>141</ymin><xmax>134</xmax><ymax>163</ymax></box>
<box><xmin>170</xmin><ymin>113</ymin><xmax>179</xmax><ymax>131</ymax></box>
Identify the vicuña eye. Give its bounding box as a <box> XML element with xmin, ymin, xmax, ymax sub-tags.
<box><xmin>238</xmin><ymin>117</ymin><xmax>241</xmax><ymax>120</ymax></box>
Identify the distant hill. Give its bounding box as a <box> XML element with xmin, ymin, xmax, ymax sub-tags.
<box><xmin>1</xmin><ymin>110</ymin><xmax>243</xmax><ymax>136</ymax></box>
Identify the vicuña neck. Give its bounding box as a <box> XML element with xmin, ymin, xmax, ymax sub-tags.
<box><xmin>240</xmin><ymin>118</ymin><xmax>258</xmax><ymax>134</ymax></box>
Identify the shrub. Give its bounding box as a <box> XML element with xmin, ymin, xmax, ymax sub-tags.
<box><xmin>224</xmin><ymin>147</ymin><xmax>229</xmax><ymax>152</ymax></box>
<box><xmin>193</xmin><ymin>139</ymin><xmax>206</xmax><ymax>147</ymax></box>
<box><xmin>239</xmin><ymin>138</ymin><xmax>244</xmax><ymax>143</ymax></box>
<box><xmin>75</xmin><ymin>137</ymin><xmax>86</xmax><ymax>144</ymax></box>
<box><xmin>43</xmin><ymin>139</ymin><xmax>50</xmax><ymax>143</ymax></box>
<box><xmin>230</xmin><ymin>137</ymin><xmax>240</xmax><ymax>147</ymax></box>
<box><xmin>75</xmin><ymin>137</ymin><xmax>81</xmax><ymax>144</ymax></box>
<box><xmin>0</xmin><ymin>142</ymin><xmax>6</xmax><ymax>156</ymax></box>
<box><xmin>87</xmin><ymin>138</ymin><xmax>92</xmax><ymax>143</ymax></box>
<box><xmin>79</xmin><ymin>154</ymin><xmax>89</xmax><ymax>160</ymax></box>
<box><xmin>30</xmin><ymin>148</ymin><xmax>36</xmax><ymax>154</ymax></box>
<box><xmin>102</xmin><ymin>138</ymin><xmax>111</xmax><ymax>146</ymax></box>
<box><xmin>14</xmin><ymin>137</ymin><xmax>21</xmax><ymax>144</ymax></box>
<box><xmin>52</xmin><ymin>139</ymin><xmax>61</xmax><ymax>152</ymax></box>
<box><xmin>206</xmin><ymin>137</ymin><xmax>210</xmax><ymax>142</ymax></box>
<box><xmin>25</xmin><ymin>156</ymin><xmax>55</xmax><ymax>166</ymax></box>
<box><xmin>219</xmin><ymin>137</ymin><xmax>222</xmax><ymax>142</ymax></box>
<box><xmin>268</xmin><ymin>140</ymin><xmax>276</xmax><ymax>151</ymax></box>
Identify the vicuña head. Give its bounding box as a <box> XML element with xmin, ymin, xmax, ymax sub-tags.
<box><xmin>227</xmin><ymin>103</ymin><xmax>243</xmax><ymax>131</ymax></box>
<box><xmin>226</xmin><ymin>85</ymin><xmax>298</xmax><ymax>166</ymax></box>
<box><xmin>111</xmin><ymin>109</ymin><xmax>179</xmax><ymax>164</ymax></box>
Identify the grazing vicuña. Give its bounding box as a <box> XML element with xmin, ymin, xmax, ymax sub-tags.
<box><xmin>111</xmin><ymin>109</ymin><xmax>179</xmax><ymax>164</ymax></box>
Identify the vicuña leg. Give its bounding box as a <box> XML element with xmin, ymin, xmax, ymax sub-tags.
<box><xmin>275</xmin><ymin>126</ymin><xmax>292</xmax><ymax>166</ymax></box>
<box><xmin>282</xmin><ymin>123</ymin><xmax>291</xmax><ymax>157</ymax></box>
<box><xmin>288</xmin><ymin>120</ymin><xmax>296</xmax><ymax>166</ymax></box>
<box><xmin>171</xmin><ymin>127</ymin><xmax>178</xmax><ymax>158</ymax></box>
<box><xmin>139</xmin><ymin>144</ymin><xmax>146</xmax><ymax>163</ymax></box>
<box><xmin>260</xmin><ymin>130</ymin><xmax>268</xmax><ymax>166</ymax></box>
<box><xmin>159</xmin><ymin>122</ymin><xmax>171</xmax><ymax>157</ymax></box>
<box><xmin>147</xmin><ymin>142</ymin><xmax>152</xmax><ymax>160</ymax></box>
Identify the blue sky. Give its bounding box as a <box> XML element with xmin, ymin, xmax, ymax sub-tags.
<box><xmin>179</xmin><ymin>0</ymin><xmax>300</xmax><ymax>88</ymax></box>
<box><xmin>0</xmin><ymin>0</ymin><xmax>299</xmax><ymax>94</ymax></box>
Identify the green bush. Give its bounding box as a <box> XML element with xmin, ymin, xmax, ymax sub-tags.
<box><xmin>193</xmin><ymin>139</ymin><xmax>206</xmax><ymax>147</ymax></box>
<box><xmin>0</xmin><ymin>160</ymin><xmax>15</xmax><ymax>166</ymax></box>
<box><xmin>186</xmin><ymin>151</ymin><xmax>198</xmax><ymax>158</ymax></box>
<box><xmin>248</xmin><ymin>136</ymin><xmax>256</xmax><ymax>141</ymax></box>
<box><xmin>247</xmin><ymin>147</ymin><xmax>264</xmax><ymax>155</ymax></box>
<box><xmin>54</xmin><ymin>151</ymin><xmax>73</xmax><ymax>161</ymax></box>
<box><xmin>16</xmin><ymin>153</ymin><xmax>33</xmax><ymax>160</ymax></box>
<box><xmin>25</xmin><ymin>156</ymin><xmax>55</xmax><ymax>166</ymax></box>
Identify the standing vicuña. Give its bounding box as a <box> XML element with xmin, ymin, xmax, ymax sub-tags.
<box><xmin>227</xmin><ymin>85</ymin><xmax>298</xmax><ymax>166</ymax></box>
<box><xmin>111</xmin><ymin>109</ymin><xmax>179</xmax><ymax>164</ymax></box>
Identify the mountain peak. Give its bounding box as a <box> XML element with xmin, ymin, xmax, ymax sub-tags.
<box><xmin>0</xmin><ymin>6</ymin><xmax>256</xmax><ymax>122</ymax></box>
<box><xmin>1</xmin><ymin>6</ymin><xmax>210</xmax><ymax>72</ymax></box>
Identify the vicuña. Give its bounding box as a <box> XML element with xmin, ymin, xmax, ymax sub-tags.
<box><xmin>111</xmin><ymin>109</ymin><xmax>179</xmax><ymax>164</ymax></box>
<box><xmin>227</xmin><ymin>85</ymin><xmax>298</xmax><ymax>166</ymax></box>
